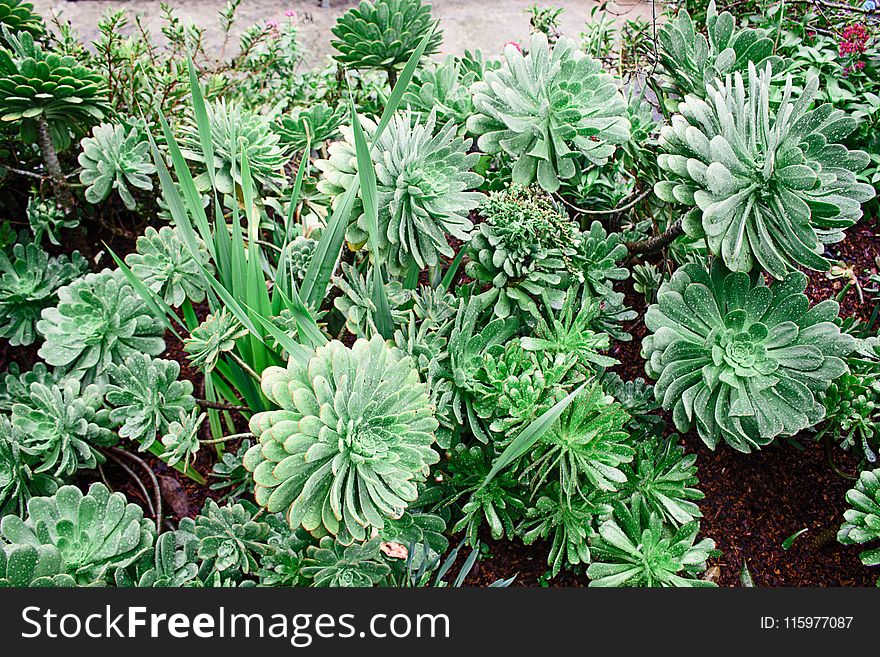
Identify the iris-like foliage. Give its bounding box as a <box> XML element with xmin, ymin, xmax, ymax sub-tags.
<box><xmin>180</xmin><ymin>99</ymin><xmax>290</xmax><ymax>194</ymax></box>
<box><xmin>37</xmin><ymin>269</ymin><xmax>166</xmax><ymax>384</ymax></box>
<box><xmin>0</xmin><ymin>544</ymin><xmax>74</xmax><ymax>587</ymax></box>
<box><xmin>657</xmin><ymin>1</ymin><xmax>780</xmax><ymax>100</ymax></box>
<box><xmin>838</xmin><ymin>469</ymin><xmax>880</xmax><ymax>578</ymax></box>
<box><xmin>520</xmin><ymin>486</ymin><xmax>610</xmax><ymax>578</ymax></box>
<box><xmin>125</xmin><ymin>226</ymin><xmax>211</xmax><ymax>308</ymax></box>
<box><xmin>184</xmin><ymin>309</ymin><xmax>247</xmax><ymax>373</ymax></box>
<box><xmin>11</xmin><ymin>377</ymin><xmax>114</xmax><ymax>477</ymax></box>
<box><xmin>0</xmin><ymin>415</ymin><xmax>57</xmax><ymax>515</ymax></box>
<box><xmin>330</xmin><ymin>0</ymin><xmax>442</xmax><ymax>74</ymax></box>
<box><xmin>105</xmin><ymin>354</ymin><xmax>196</xmax><ymax>450</ymax></box>
<box><xmin>245</xmin><ymin>336</ymin><xmax>439</xmax><ymax>544</ymax></box>
<box><xmin>275</xmin><ymin>102</ymin><xmax>346</xmax><ymax>151</ymax></box>
<box><xmin>465</xmin><ymin>186</ymin><xmax>577</xmax><ymax>319</ymax></box>
<box><xmin>525</xmin><ymin>384</ymin><xmax>633</xmax><ymax>499</ymax></box>
<box><xmin>0</xmin><ymin>241</ymin><xmax>85</xmax><ymax>346</ymax></box>
<box><xmin>467</xmin><ymin>34</ymin><xmax>630</xmax><ymax>192</ymax></box>
<box><xmin>587</xmin><ymin>502</ymin><xmax>716</xmax><ymax>587</ymax></box>
<box><xmin>78</xmin><ymin>122</ymin><xmax>155</xmax><ymax>210</ymax></box>
<box><xmin>179</xmin><ymin>500</ymin><xmax>272</xmax><ymax>577</ymax></box>
<box><xmin>302</xmin><ymin>536</ymin><xmax>390</xmax><ymax>587</ymax></box>
<box><xmin>642</xmin><ymin>262</ymin><xmax>855</xmax><ymax>451</ymax></box>
<box><xmin>621</xmin><ymin>438</ymin><xmax>704</xmax><ymax>526</ymax></box>
<box><xmin>655</xmin><ymin>64</ymin><xmax>874</xmax><ymax>279</ymax></box>
<box><xmin>0</xmin><ymin>31</ymin><xmax>109</xmax><ymax>149</ymax></box>
<box><xmin>0</xmin><ymin>483</ymin><xmax>155</xmax><ymax>585</ymax></box>
<box><xmin>26</xmin><ymin>196</ymin><xmax>77</xmax><ymax>246</ymax></box>
<box><xmin>347</xmin><ymin>111</ymin><xmax>482</xmax><ymax>273</ymax></box>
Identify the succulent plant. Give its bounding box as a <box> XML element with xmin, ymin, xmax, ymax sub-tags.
<box><xmin>26</xmin><ymin>196</ymin><xmax>78</xmax><ymax>246</ymax></box>
<box><xmin>816</xmin><ymin>363</ymin><xmax>880</xmax><ymax>461</ymax></box>
<box><xmin>587</xmin><ymin>502</ymin><xmax>716</xmax><ymax>587</ymax></box>
<box><xmin>332</xmin><ymin>262</ymin><xmax>410</xmax><ymax>338</ymax></box>
<box><xmin>0</xmin><ymin>415</ymin><xmax>57</xmax><ymax>515</ymax></box>
<box><xmin>0</xmin><ymin>483</ymin><xmax>155</xmax><ymax>585</ymax></box>
<box><xmin>180</xmin><ymin>499</ymin><xmax>272</xmax><ymax>577</ymax></box>
<box><xmin>465</xmin><ymin>186</ymin><xmax>578</xmax><ymax>319</ymax></box>
<box><xmin>621</xmin><ymin>437</ymin><xmax>704</xmax><ymax>526</ymax></box>
<box><xmin>245</xmin><ymin>336</ymin><xmax>439</xmax><ymax>544</ymax></box>
<box><xmin>78</xmin><ymin>122</ymin><xmax>155</xmax><ymax>210</ymax></box>
<box><xmin>114</xmin><ymin>531</ymin><xmax>200</xmax><ymax>588</ymax></box>
<box><xmin>179</xmin><ymin>99</ymin><xmax>290</xmax><ymax>194</ymax></box>
<box><xmin>838</xmin><ymin>468</ymin><xmax>880</xmax><ymax>578</ymax></box>
<box><xmin>302</xmin><ymin>536</ymin><xmax>390</xmax><ymax>587</ymax></box>
<box><xmin>521</xmin><ymin>283</ymin><xmax>618</xmax><ymax>374</ymax></box>
<box><xmin>159</xmin><ymin>410</ymin><xmax>205</xmax><ymax>473</ymax></box>
<box><xmin>125</xmin><ymin>226</ymin><xmax>211</xmax><ymax>308</ymax></box>
<box><xmin>11</xmin><ymin>377</ymin><xmax>114</xmax><ymax>477</ymax></box>
<box><xmin>467</xmin><ymin>34</ymin><xmax>630</xmax><ymax>192</ymax></box>
<box><xmin>209</xmin><ymin>439</ymin><xmax>254</xmax><ymax>502</ymax></box>
<box><xmin>275</xmin><ymin>102</ymin><xmax>346</xmax><ymax>151</ymax></box>
<box><xmin>0</xmin><ymin>241</ymin><xmax>86</xmax><ymax>346</ymax></box>
<box><xmin>330</xmin><ymin>0</ymin><xmax>442</xmax><ymax>75</ymax></box>
<box><xmin>632</xmin><ymin>262</ymin><xmax>664</xmax><ymax>305</ymax></box>
<box><xmin>657</xmin><ymin>1</ymin><xmax>781</xmax><ymax>101</ymax></box>
<box><xmin>0</xmin><ymin>361</ymin><xmax>61</xmax><ymax>411</ymax></box>
<box><xmin>184</xmin><ymin>309</ymin><xmax>247</xmax><ymax>373</ymax></box>
<box><xmin>525</xmin><ymin>383</ymin><xmax>633</xmax><ymax>499</ymax></box>
<box><xmin>0</xmin><ymin>30</ymin><xmax>109</xmax><ymax>150</ymax></box>
<box><xmin>472</xmin><ymin>340</ymin><xmax>574</xmax><ymax>435</ymax></box>
<box><xmin>315</xmin><ymin>116</ymin><xmax>376</xmax><ymax>204</ymax></box>
<box><xmin>105</xmin><ymin>354</ymin><xmax>196</xmax><ymax>450</ymax></box>
<box><xmin>520</xmin><ymin>486</ymin><xmax>611</xmax><ymax>578</ymax></box>
<box><xmin>402</xmin><ymin>55</ymin><xmax>479</xmax><ymax>129</ymax></box>
<box><xmin>0</xmin><ymin>544</ymin><xmax>75</xmax><ymax>587</ymax></box>
<box><xmin>597</xmin><ymin>371</ymin><xmax>662</xmax><ymax>433</ymax></box>
<box><xmin>642</xmin><ymin>262</ymin><xmax>856</xmax><ymax>451</ymax></box>
<box><xmin>286</xmin><ymin>234</ymin><xmax>317</xmax><ymax>282</ymax></box>
<box><xmin>445</xmin><ymin>443</ymin><xmax>528</xmax><ymax>544</ymax></box>
<box><xmin>346</xmin><ymin>111</ymin><xmax>483</xmax><ymax>274</ymax></box>
<box><xmin>655</xmin><ymin>64</ymin><xmax>874</xmax><ymax>279</ymax></box>
<box><xmin>37</xmin><ymin>269</ymin><xmax>166</xmax><ymax>385</ymax></box>
<box><xmin>575</xmin><ymin>221</ymin><xmax>630</xmax><ymax>298</ymax></box>
<box><xmin>379</xmin><ymin>510</ymin><xmax>449</xmax><ymax>560</ymax></box>
<box><xmin>0</xmin><ymin>1</ymin><xmax>45</xmax><ymax>43</ymax></box>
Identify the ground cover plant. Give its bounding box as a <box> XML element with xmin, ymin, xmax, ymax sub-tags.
<box><xmin>0</xmin><ymin>0</ymin><xmax>878</xmax><ymax>588</ymax></box>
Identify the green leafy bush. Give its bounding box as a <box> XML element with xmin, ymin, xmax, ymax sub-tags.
<box><xmin>468</xmin><ymin>34</ymin><xmax>630</xmax><ymax>192</ymax></box>
<box><xmin>642</xmin><ymin>262</ymin><xmax>855</xmax><ymax>451</ymax></box>
<box><xmin>78</xmin><ymin>122</ymin><xmax>155</xmax><ymax>210</ymax></box>
<box><xmin>37</xmin><ymin>269</ymin><xmax>166</xmax><ymax>384</ymax></box>
<box><xmin>245</xmin><ymin>336</ymin><xmax>439</xmax><ymax>543</ymax></box>
<box><xmin>0</xmin><ymin>483</ymin><xmax>154</xmax><ymax>584</ymax></box>
<box><xmin>0</xmin><ymin>241</ymin><xmax>86</xmax><ymax>346</ymax></box>
<box><xmin>655</xmin><ymin>64</ymin><xmax>874</xmax><ymax>279</ymax></box>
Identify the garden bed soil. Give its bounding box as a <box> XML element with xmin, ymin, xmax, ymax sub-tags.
<box><xmin>2</xmin><ymin>216</ymin><xmax>877</xmax><ymax>588</ymax></box>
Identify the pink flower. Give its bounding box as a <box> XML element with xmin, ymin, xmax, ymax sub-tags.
<box><xmin>839</xmin><ymin>23</ymin><xmax>869</xmax><ymax>57</ymax></box>
<box><xmin>285</xmin><ymin>9</ymin><xmax>296</xmax><ymax>17</ymax></box>
<box><xmin>266</xmin><ymin>18</ymin><xmax>278</xmax><ymax>29</ymax></box>
<box><xmin>379</xmin><ymin>542</ymin><xmax>409</xmax><ymax>560</ymax></box>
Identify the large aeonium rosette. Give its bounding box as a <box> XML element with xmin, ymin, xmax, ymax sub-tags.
<box><xmin>641</xmin><ymin>261</ymin><xmax>855</xmax><ymax>452</ymax></box>
<box><xmin>244</xmin><ymin>336</ymin><xmax>439</xmax><ymax>544</ymax></box>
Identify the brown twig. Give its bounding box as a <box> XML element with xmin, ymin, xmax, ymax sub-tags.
<box><xmin>107</xmin><ymin>446</ymin><xmax>164</xmax><ymax>533</ymax></box>
<box><xmin>625</xmin><ymin>219</ymin><xmax>684</xmax><ymax>254</ymax></box>
<box><xmin>196</xmin><ymin>398</ymin><xmax>251</xmax><ymax>413</ymax></box>
<box><xmin>36</xmin><ymin>117</ymin><xmax>75</xmax><ymax>214</ymax></box>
